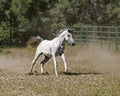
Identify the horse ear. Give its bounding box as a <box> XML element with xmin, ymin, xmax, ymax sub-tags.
<box><xmin>68</xmin><ymin>28</ymin><xmax>73</xmax><ymax>33</ymax></box>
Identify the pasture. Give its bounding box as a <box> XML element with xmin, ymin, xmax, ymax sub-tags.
<box><xmin>0</xmin><ymin>46</ymin><xmax>120</xmax><ymax>96</ymax></box>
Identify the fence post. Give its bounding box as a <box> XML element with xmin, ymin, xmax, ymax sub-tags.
<box><xmin>115</xmin><ymin>27</ymin><xmax>119</xmax><ymax>50</ymax></box>
<box><xmin>99</xmin><ymin>27</ymin><xmax>103</xmax><ymax>48</ymax></box>
<box><xmin>79</xmin><ymin>27</ymin><xmax>83</xmax><ymax>46</ymax></box>
<box><xmin>86</xmin><ymin>26</ymin><xmax>89</xmax><ymax>47</ymax></box>
<box><xmin>108</xmin><ymin>27</ymin><xmax>111</xmax><ymax>49</ymax></box>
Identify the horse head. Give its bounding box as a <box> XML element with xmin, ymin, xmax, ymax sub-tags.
<box><xmin>64</xmin><ymin>28</ymin><xmax>75</xmax><ymax>46</ymax></box>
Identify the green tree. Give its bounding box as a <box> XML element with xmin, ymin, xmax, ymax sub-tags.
<box><xmin>0</xmin><ymin>0</ymin><xmax>120</xmax><ymax>47</ymax></box>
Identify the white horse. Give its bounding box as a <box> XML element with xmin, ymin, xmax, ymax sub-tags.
<box><xmin>27</xmin><ymin>28</ymin><xmax>75</xmax><ymax>76</ymax></box>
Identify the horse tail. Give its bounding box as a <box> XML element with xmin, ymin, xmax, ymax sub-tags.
<box><xmin>27</xmin><ymin>36</ymin><xmax>43</xmax><ymax>47</ymax></box>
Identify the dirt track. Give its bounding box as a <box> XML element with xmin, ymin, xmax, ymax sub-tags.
<box><xmin>0</xmin><ymin>46</ymin><xmax>120</xmax><ymax>77</ymax></box>
<box><xmin>0</xmin><ymin>46</ymin><xmax>120</xmax><ymax>96</ymax></box>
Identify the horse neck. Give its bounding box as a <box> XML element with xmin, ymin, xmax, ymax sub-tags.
<box><xmin>57</xmin><ymin>32</ymin><xmax>66</xmax><ymax>45</ymax></box>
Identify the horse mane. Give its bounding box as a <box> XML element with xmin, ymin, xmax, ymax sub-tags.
<box><xmin>55</xmin><ymin>28</ymin><xmax>67</xmax><ymax>36</ymax></box>
<box><xmin>56</xmin><ymin>28</ymin><xmax>73</xmax><ymax>36</ymax></box>
<box><xmin>26</xmin><ymin>28</ymin><xmax>73</xmax><ymax>47</ymax></box>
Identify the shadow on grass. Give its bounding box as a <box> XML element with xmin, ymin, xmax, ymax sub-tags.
<box><xmin>61</xmin><ymin>71</ymin><xmax>101</xmax><ymax>76</ymax></box>
<box><xmin>25</xmin><ymin>71</ymin><xmax>101</xmax><ymax>76</ymax></box>
<box><xmin>25</xmin><ymin>71</ymin><xmax>50</xmax><ymax>75</ymax></box>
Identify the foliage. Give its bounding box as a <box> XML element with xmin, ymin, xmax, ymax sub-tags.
<box><xmin>0</xmin><ymin>0</ymin><xmax>120</xmax><ymax>46</ymax></box>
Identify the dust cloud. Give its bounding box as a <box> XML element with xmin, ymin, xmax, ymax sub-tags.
<box><xmin>66</xmin><ymin>46</ymin><xmax>120</xmax><ymax>77</ymax></box>
<box><xmin>0</xmin><ymin>46</ymin><xmax>120</xmax><ymax>77</ymax></box>
<box><xmin>0</xmin><ymin>48</ymin><xmax>34</xmax><ymax>74</ymax></box>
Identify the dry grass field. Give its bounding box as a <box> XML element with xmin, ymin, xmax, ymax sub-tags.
<box><xmin>0</xmin><ymin>46</ymin><xmax>120</xmax><ymax>96</ymax></box>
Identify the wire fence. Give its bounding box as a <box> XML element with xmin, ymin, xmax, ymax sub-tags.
<box><xmin>72</xmin><ymin>26</ymin><xmax>120</xmax><ymax>50</ymax></box>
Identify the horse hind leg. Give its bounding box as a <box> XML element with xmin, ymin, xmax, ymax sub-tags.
<box><xmin>40</xmin><ymin>56</ymin><xmax>50</xmax><ymax>74</ymax></box>
<box><xmin>29</xmin><ymin>52</ymin><xmax>42</xmax><ymax>74</ymax></box>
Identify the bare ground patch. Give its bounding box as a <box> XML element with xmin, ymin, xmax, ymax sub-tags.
<box><xmin>0</xmin><ymin>46</ymin><xmax>120</xmax><ymax>77</ymax></box>
<box><xmin>0</xmin><ymin>46</ymin><xmax>120</xmax><ymax>96</ymax></box>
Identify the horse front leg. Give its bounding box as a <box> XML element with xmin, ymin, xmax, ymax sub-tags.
<box><xmin>52</xmin><ymin>53</ymin><xmax>58</xmax><ymax>77</ymax></box>
<box><xmin>60</xmin><ymin>53</ymin><xmax>68</xmax><ymax>72</ymax></box>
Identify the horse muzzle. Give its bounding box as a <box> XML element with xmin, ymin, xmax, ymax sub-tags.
<box><xmin>72</xmin><ymin>43</ymin><xmax>75</xmax><ymax>46</ymax></box>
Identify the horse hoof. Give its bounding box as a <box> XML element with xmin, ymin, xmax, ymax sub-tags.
<box><xmin>34</xmin><ymin>71</ymin><xmax>39</xmax><ymax>75</ymax></box>
<box><xmin>41</xmin><ymin>73</ymin><xmax>45</xmax><ymax>75</ymax></box>
<box><xmin>45</xmin><ymin>71</ymin><xmax>49</xmax><ymax>75</ymax></box>
<box><xmin>28</xmin><ymin>72</ymin><xmax>33</xmax><ymax>75</ymax></box>
<box><xmin>64</xmin><ymin>70</ymin><xmax>68</xmax><ymax>73</ymax></box>
<box><xmin>41</xmin><ymin>71</ymin><xmax>49</xmax><ymax>75</ymax></box>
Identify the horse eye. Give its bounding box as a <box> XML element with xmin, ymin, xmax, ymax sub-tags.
<box><xmin>68</xmin><ymin>35</ymin><xmax>70</xmax><ymax>37</ymax></box>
